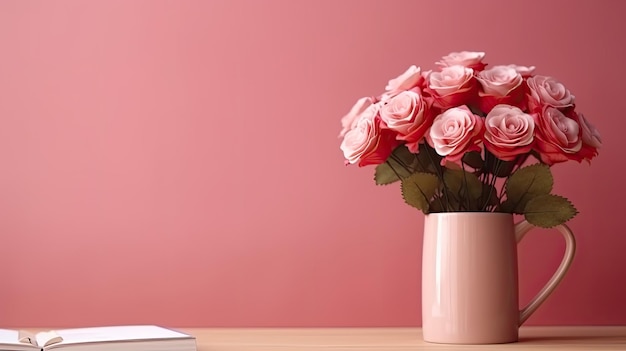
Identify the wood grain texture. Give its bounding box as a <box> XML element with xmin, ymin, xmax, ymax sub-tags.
<box><xmin>181</xmin><ymin>327</ymin><xmax>626</xmax><ymax>351</ymax></box>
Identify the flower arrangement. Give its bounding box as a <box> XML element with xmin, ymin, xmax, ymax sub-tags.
<box><xmin>339</xmin><ymin>51</ymin><xmax>601</xmax><ymax>228</ymax></box>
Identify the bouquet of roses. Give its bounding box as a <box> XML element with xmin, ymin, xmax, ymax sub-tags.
<box><xmin>339</xmin><ymin>51</ymin><xmax>601</xmax><ymax>228</ymax></box>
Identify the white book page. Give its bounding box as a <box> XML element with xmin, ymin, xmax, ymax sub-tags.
<box><xmin>0</xmin><ymin>329</ymin><xmax>38</xmax><ymax>350</ymax></box>
<box><xmin>53</xmin><ymin>326</ymin><xmax>191</xmax><ymax>345</ymax></box>
<box><xmin>36</xmin><ymin>331</ymin><xmax>63</xmax><ymax>347</ymax></box>
<box><xmin>0</xmin><ymin>329</ymin><xmax>20</xmax><ymax>344</ymax></box>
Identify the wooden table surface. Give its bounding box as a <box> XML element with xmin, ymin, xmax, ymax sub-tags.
<box><xmin>181</xmin><ymin>327</ymin><xmax>626</xmax><ymax>351</ymax></box>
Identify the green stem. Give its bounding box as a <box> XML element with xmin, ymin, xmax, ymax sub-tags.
<box><xmin>481</xmin><ymin>149</ymin><xmax>491</xmax><ymax>184</ymax></box>
<box><xmin>424</xmin><ymin>145</ymin><xmax>450</xmax><ymax>211</ymax></box>
<box><xmin>461</xmin><ymin>160</ymin><xmax>471</xmax><ymax>211</ymax></box>
<box><xmin>482</xmin><ymin>157</ymin><xmax>502</xmax><ymax>211</ymax></box>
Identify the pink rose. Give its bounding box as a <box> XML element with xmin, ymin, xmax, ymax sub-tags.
<box><xmin>506</xmin><ymin>64</ymin><xmax>536</xmax><ymax>77</ymax></box>
<box><xmin>380</xmin><ymin>90</ymin><xmax>433</xmax><ymax>152</ymax></box>
<box><xmin>426</xmin><ymin>65</ymin><xmax>477</xmax><ymax>109</ymax></box>
<box><xmin>421</xmin><ymin>69</ymin><xmax>433</xmax><ymax>81</ymax></box>
<box><xmin>385</xmin><ymin>65</ymin><xmax>423</xmax><ymax>96</ymax></box>
<box><xmin>483</xmin><ymin>104</ymin><xmax>535</xmax><ymax>161</ymax></box>
<box><xmin>436</xmin><ymin>51</ymin><xmax>486</xmax><ymax>71</ymax></box>
<box><xmin>533</xmin><ymin>106</ymin><xmax>582</xmax><ymax>165</ymax></box>
<box><xmin>427</xmin><ymin>105</ymin><xmax>484</xmax><ymax>164</ymax></box>
<box><xmin>340</xmin><ymin>104</ymin><xmax>399</xmax><ymax>167</ymax></box>
<box><xmin>527</xmin><ymin>75</ymin><xmax>575</xmax><ymax>111</ymax></box>
<box><xmin>339</xmin><ymin>97</ymin><xmax>375</xmax><ymax>138</ymax></box>
<box><xmin>477</xmin><ymin>66</ymin><xmax>523</xmax><ymax>96</ymax></box>
<box><xmin>429</xmin><ymin>66</ymin><xmax>474</xmax><ymax>95</ymax></box>
<box><xmin>476</xmin><ymin>65</ymin><xmax>525</xmax><ymax>112</ymax></box>
<box><xmin>578</xmin><ymin>113</ymin><xmax>602</xmax><ymax>148</ymax></box>
<box><xmin>574</xmin><ymin>112</ymin><xmax>601</xmax><ymax>162</ymax></box>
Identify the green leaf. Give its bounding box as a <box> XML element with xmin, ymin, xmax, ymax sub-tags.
<box><xmin>504</xmin><ymin>163</ymin><xmax>553</xmax><ymax>212</ymax></box>
<box><xmin>374</xmin><ymin>145</ymin><xmax>419</xmax><ymax>185</ymax></box>
<box><xmin>374</xmin><ymin>162</ymin><xmax>405</xmax><ymax>185</ymax></box>
<box><xmin>501</xmin><ymin>198</ymin><xmax>525</xmax><ymax>214</ymax></box>
<box><xmin>443</xmin><ymin>168</ymin><xmax>483</xmax><ymax>200</ymax></box>
<box><xmin>524</xmin><ymin>194</ymin><xmax>578</xmax><ymax>228</ymax></box>
<box><xmin>462</xmin><ymin>151</ymin><xmax>484</xmax><ymax>169</ymax></box>
<box><xmin>491</xmin><ymin>160</ymin><xmax>517</xmax><ymax>177</ymax></box>
<box><xmin>401</xmin><ymin>172</ymin><xmax>440</xmax><ymax>213</ymax></box>
<box><xmin>393</xmin><ymin>144</ymin><xmax>420</xmax><ymax>168</ymax></box>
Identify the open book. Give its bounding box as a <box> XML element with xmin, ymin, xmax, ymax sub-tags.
<box><xmin>0</xmin><ymin>325</ymin><xmax>196</xmax><ymax>351</ymax></box>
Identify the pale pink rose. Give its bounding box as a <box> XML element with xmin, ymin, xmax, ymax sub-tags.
<box><xmin>436</xmin><ymin>51</ymin><xmax>486</xmax><ymax>71</ymax></box>
<box><xmin>476</xmin><ymin>65</ymin><xmax>526</xmax><ymax>112</ymax></box>
<box><xmin>427</xmin><ymin>105</ymin><xmax>484</xmax><ymax>164</ymax></box>
<box><xmin>506</xmin><ymin>64</ymin><xmax>536</xmax><ymax>77</ymax></box>
<box><xmin>574</xmin><ymin>112</ymin><xmax>601</xmax><ymax>162</ymax></box>
<box><xmin>340</xmin><ymin>104</ymin><xmax>398</xmax><ymax>167</ymax></box>
<box><xmin>339</xmin><ymin>97</ymin><xmax>375</xmax><ymax>138</ymax></box>
<box><xmin>421</xmin><ymin>69</ymin><xmax>432</xmax><ymax>81</ymax></box>
<box><xmin>427</xmin><ymin>65</ymin><xmax>477</xmax><ymax>109</ymax></box>
<box><xmin>380</xmin><ymin>90</ymin><xmax>432</xmax><ymax>152</ymax></box>
<box><xmin>533</xmin><ymin>106</ymin><xmax>582</xmax><ymax>165</ymax></box>
<box><xmin>578</xmin><ymin>113</ymin><xmax>602</xmax><ymax>148</ymax></box>
<box><xmin>527</xmin><ymin>75</ymin><xmax>575</xmax><ymax>110</ymax></box>
<box><xmin>385</xmin><ymin>65</ymin><xmax>422</xmax><ymax>96</ymax></box>
<box><xmin>428</xmin><ymin>65</ymin><xmax>474</xmax><ymax>96</ymax></box>
<box><xmin>483</xmin><ymin>104</ymin><xmax>535</xmax><ymax>161</ymax></box>
<box><xmin>477</xmin><ymin>66</ymin><xmax>523</xmax><ymax>97</ymax></box>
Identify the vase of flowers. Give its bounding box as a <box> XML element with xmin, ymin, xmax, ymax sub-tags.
<box><xmin>338</xmin><ymin>51</ymin><xmax>601</xmax><ymax>344</ymax></box>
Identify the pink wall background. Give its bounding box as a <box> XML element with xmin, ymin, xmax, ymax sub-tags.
<box><xmin>0</xmin><ymin>0</ymin><xmax>624</xmax><ymax>327</ymax></box>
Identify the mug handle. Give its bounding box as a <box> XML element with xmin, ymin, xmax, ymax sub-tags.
<box><xmin>514</xmin><ymin>220</ymin><xmax>576</xmax><ymax>325</ymax></box>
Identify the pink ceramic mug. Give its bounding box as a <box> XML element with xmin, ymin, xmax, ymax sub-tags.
<box><xmin>421</xmin><ymin>212</ymin><xmax>576</xmax><ymax>344</ymax></box>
